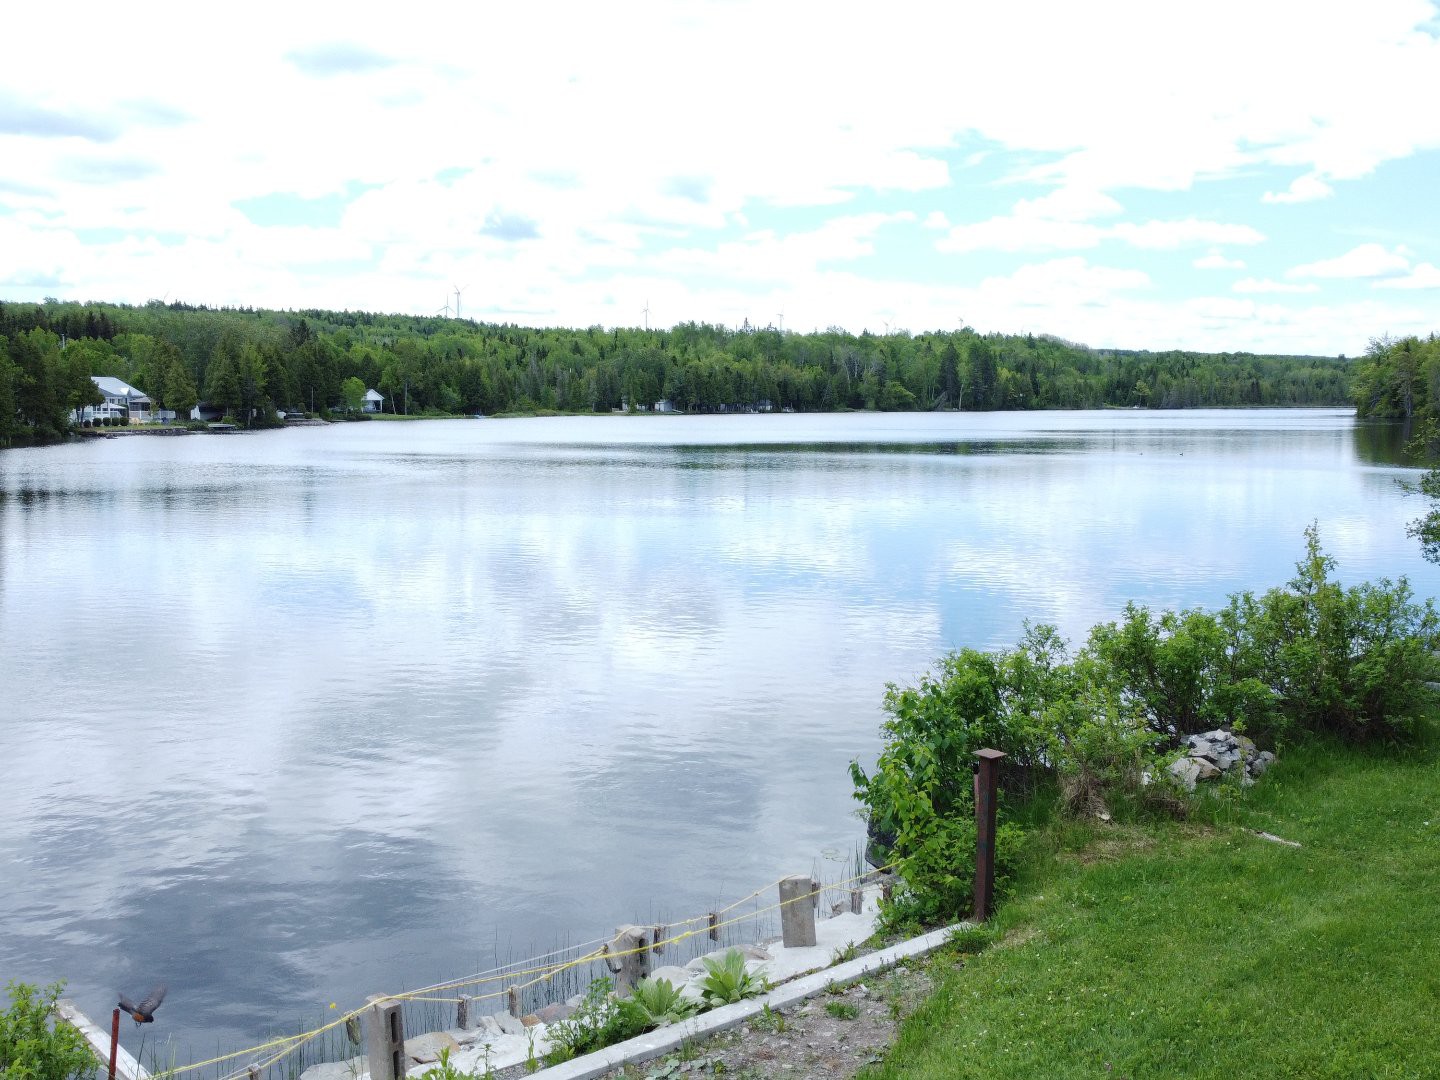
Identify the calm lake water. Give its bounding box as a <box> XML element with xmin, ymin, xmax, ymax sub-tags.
<box><xmin>0</xmin><ymin>409</ymin><xmax>1430</xmax><ymax>1061</ymax></box>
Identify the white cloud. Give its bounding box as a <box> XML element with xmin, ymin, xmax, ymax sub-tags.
<box><xmin>1287</xmin><ymin>243</ymin><xmax>1412</xmax><ymax>279</ymax></box>
<box><xmin>1234</xmin><ymin>278</ymin><xmax>1321</xmax><ymax>294</ymax></box>
<box><xmin>1012</xmin><ymin>187</ymin><xmax>1123</xmax><ymax>221</ymax></box>
<box><xmin>1374</xmin><ymin>262</ymin><xmax>1440</xmax><ymax>289</ymax></box>
<box><xmin>0</xmin><ymin>0</ymin><xmax>1438</xmax><ymax>355</ymax></box>
<box><xmin>1110</xmin><ymin>219</ymin><xmax>1265</xmax><ymax>250</ymax></box>
<box><xmin>1194</xmin><ymin>253</ymin><xmax>1246</xmax><ymax>270</ymax></box>
<box><xmin>1262</xmin><ymin>173</ymin><xmax>1335</xmax><ymax>204</ymax></box>
<box><xmin>937</xmin><ymin>217</ymin><xmax>1103</xmax><ymax>253</ymax></box>
<box><xmin>938</xmin><ymin>214</ymin><xmax>1263</xmax><ymax>254</ymax></box>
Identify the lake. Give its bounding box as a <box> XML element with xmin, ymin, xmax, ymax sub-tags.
<box><xmin>0</xmin><ymin>409</ymin><xmax>1429</xmax><ymax>1063</ymax></box>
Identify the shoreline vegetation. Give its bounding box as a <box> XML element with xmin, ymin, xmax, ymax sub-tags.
<box><xmin>841</xmin><ymin>529</ymin><xmax>1440</xmax><ymax>1077</ymax></box>
<box><xmin>0</xmin><ymin>298</ymin><xmax>1364</xmax><ymax>448</ymax></box>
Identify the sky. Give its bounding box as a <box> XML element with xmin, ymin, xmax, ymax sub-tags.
<box><xmin>1</xmin><ymin>0</ymin><xmax>1438</xmax><ymax>356</ymax></box>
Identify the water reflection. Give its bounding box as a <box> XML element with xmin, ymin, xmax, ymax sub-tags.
<box><xmin>0</xmin><ymin>410</ymin><xmax>1433</xmax><ymax>1062</ymax></box>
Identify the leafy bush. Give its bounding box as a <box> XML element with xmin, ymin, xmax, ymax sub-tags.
<box><xmin>696</xmin><ymin>950</ymin><xmax>768</xmax><ymax>1008</ymax></box>
<box><xmin>543</xmin><ymin>978</ymin><xmax>648</xmax><ymax>1065</ymax></box>
<box><xmin>628</xmin><ymin>977</ymin><xmax>698</xmax><ymax>1027</ymax></box>
<box><xmin>0</xmin><ymin>981</ymin><xmax>96</xmax><ymax>1080</ymax></box>
<box><xmin>852</xmin><ymin>527</ymin><xmax>1440</xmax><ymax>926</ymax></box>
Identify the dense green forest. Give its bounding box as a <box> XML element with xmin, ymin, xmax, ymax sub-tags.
<box><xmin>1351</xmin><ymin>333</ymin><xmax>1440</xmax><ymax>421</ymax></box>
<box><xmin>0</xmin><ymin>298</ymin><xmax>1355</xmax><ymax>445</ymax></box>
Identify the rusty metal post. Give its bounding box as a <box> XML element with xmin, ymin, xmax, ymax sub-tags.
<box><xmin>973</xmin><ymin>748</ymin><xmax>1006</xmax><ymax>921</ymax></box>
<box><xmin>107</xmin><ymin>1009</ymin><xmax>120</xmax><ymax>1080</ymax></box>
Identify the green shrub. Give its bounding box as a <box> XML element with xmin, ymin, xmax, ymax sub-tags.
<box><xmin>696</xmin><ymin>950</ymin><xmax>768</xmax><ymax>1008</ymax></box>
<box><xmin>543</xmin><ymin>978</ymin><xmax>648</xmax><ymax>1065</ymax></box>
<box><xmin>0</xmin><ymin>981</ymin><xmax>96</xmax><ymax>1080</ymax></box>
<box><xmin>852</xmin><ymin>527</ymin><xmax>1440</xmax><ymax>927</ymax></box>
<box><xmin>628</xmin><ymin>977</ymin><xmax>698</xmax><ymax>1027</ymax></box>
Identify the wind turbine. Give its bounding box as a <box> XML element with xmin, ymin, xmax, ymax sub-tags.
<box><xmin>642</xmin><ymin>299</ymin><xmax>650</xmax><ymax>331</ymax></box>
<box><xmin>453</xmin><ymin>284</ymin><xmax>467</xmax><ymax>319</ymax></box>
<box><xmin>775</xmin><ymin>306</ymin><xmax>784</xmax><ymax>333</ymax></box>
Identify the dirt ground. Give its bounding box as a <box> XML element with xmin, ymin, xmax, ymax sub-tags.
<box><xmin>594</xmin><ymin>956</ymin><xmax>941</xmax><ymax>1080</ymax></box>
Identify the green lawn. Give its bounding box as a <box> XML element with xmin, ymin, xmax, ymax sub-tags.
<box><xmin>864</xmin><ymin>736</ymin><xmax>1440</xmax><ymax>1079</ymax></box>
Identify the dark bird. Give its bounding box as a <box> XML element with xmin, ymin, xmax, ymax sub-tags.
<box><xmin>117</xmin><ymin>985</ymin><xmax>166</xmax><ymax>1025</ymax></box>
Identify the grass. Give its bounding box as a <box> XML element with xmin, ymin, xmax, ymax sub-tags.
<box><xmin>860</xmin><ymin>732</ymin><xmax>1440</xmax><ymax>1079</ymax></box>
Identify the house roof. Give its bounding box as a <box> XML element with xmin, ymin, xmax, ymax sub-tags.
<box><xmin>364</xmin><ymin>389</ymin><xmax>384</xmax><ymax>401</ymax></box>
<box><xmin>92</xmin><ymin>375</ymin><xmax>150</xmax><ymax>400</ymax></box>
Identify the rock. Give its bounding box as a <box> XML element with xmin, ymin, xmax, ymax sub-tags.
<box><xmin>1235</xmin><ymin>734</ymin><xmax>1257</xmax><ymax>753</ymax></box>
<box><xmin>520</xmin><ymin>1013</ymin><xmax>541</xmax><ymax>1027</ymax></box>
<box><xmin>471</xmin><ymin>1014</ymin><xmax>505</xmax><ymax>1040</ymax></box>
<box><xmin>739</xmin><ymin>944</ymin><xmax>771</xmax><ymax>961</ymax></box>
<box><xmin>493</xmin><ymin>1011</ymin><xmax>525</xmax><ymax>1036</ymax></box>
<box><xmin>1250</xmin><ymin>750</ymin><xmax>1276</xmax><ymax>776</ymax></box>
<box><xmin>299</xmin><ymin>1057</ymin><xmax>366</xmax><ymax>1080</ymax></box>
<box><xmin>534</xmin><ymin>1003</ymin><xmax>574</xmax><ymax>1024</ymax></box>
<box><xmin>1168</xmin><ymin>757</ymin><xmax>1203</xmax><ymax>791</ymax></box>
<box><xmin>1194</xmin><ymin>759</ymin><xmax>1222</xmax><ymax>781</ymax></box>
<box><xmin>405</xmin><ymin>1032</ymin><xmax>460</xmax><ymax>1064</ymax></box>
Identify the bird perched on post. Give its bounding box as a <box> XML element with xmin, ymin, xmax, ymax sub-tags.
<box><xmin>118</xmin><ymin>985</ymin><xmax>166</xmax><ymax>1025</ymax></box>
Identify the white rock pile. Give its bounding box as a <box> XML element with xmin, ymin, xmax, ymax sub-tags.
<box><xmin>1167</xmin><ymin>729</ymin><xmax>1276</xmax><ymax>791</ymax></box>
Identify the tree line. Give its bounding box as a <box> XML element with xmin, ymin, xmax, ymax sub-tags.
<box><xmin>0</xmin><ymin>298</ymin><xmax>1356</xmax><ymax>445</ymax></box>
<box><xmin>1351</xmin><ymin>333</ymin><xmax>1440</xmax><ymax>421</ymax></box>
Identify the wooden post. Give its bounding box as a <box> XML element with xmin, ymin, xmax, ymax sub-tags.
<box><xmin>108</xmin><ymin>1009</ymin><xmax>120</xmax><ymax>1080</ymax></box>
<box><xmin>364</xmin><ymin>996</ymin><xmax>407</xmax><ymax>1080</ymax></box>
<box><xmin>849</xmin><ymin>888</ymin><xmax>863</xmax><ymax>914</ymax></box>
<box><xmin>973</xmin><ymin>748</ymin><xmax>1007</xmax><ymax>921</ymax></box>
<box><xmin>455</xmin><ymin>996</ymin><xmax>469</xmax><ymax>1031</ymax></box>
<box><xmin>651</xmin><ymin>925</ymin><xmax>666</xmax><ymax>955</ymax></box>
<box><xmin>707</xmin><ymin>912</ymin><xmax>719</xmax><ymax>941</ymax></box>
<box><xmin>811</xmin><ymin>879</ymin><xmax>821</xmax><ymax>909</ymax></box>
<box><xmin>247</xmin><ymin>1066</ymin><xmax>261</xmax><ymax>1080</ymax></box>
<box><xmin>778</xmin><ymin>875</ymin><xmax>817</xmax><ymax>947</ymax></box>
<box><xmin>507</xmin><ymin>986</ymin><xmax>521</xmax><ymax>1018</ymax></box>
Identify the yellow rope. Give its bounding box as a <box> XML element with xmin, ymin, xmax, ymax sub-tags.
<box><xmin>170</xmin><ymin>865</ymin><xmax>897</xmax><ymax>1077</ymax></box>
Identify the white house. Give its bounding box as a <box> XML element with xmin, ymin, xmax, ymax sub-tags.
<box><xmin>363</xmin><ymin>389</ymin><xmax>384</xmax><ymax>413</ymax></box>
<box><xmin>76</xmin><ymin>376</ymin><xmax>152</xmax><ymax>424</ymax></box>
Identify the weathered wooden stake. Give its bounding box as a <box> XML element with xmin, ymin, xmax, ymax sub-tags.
<box><xmin>651</xmin><ymin>924</ymin><xmax>666</xmax><ymax>955</ymax></box>
<box><xmin>247</xmin><ymin>1065</ymin><xmax>261</xmax><ymax>1080</ymax></box>
<box><xmin>811</xmin><ymin>879</ymin><xmax>821</xmax><ymax>909</ymax></box>
<box><xmin>455</xmin><ymin>996</ymin><xmax>469</xmax><ymax>1031</ymax></box>
<box><xmin>849</xmin><ymin>888</ymin><xmax>863</xmax><ymax>914</ymax></box>
<box><xmin>973</xmin><ymin>747</ymin><xmax>1007</xmax><ymax>921</ymax></box>
<box><xmin>707</xmin><ymin>912</ymin><xmax>719</xmax><ymax>941</ymax></box>
<box><xmin>345</xmin><ymin>1016</ymin><xmax>362</xmax><ymax>1045</ymax></box>
<box><xmin>107</xmin><ymin>1008</ymin><xmax>120</xmax><ymax>1080</ymax></box>
<box><xmin>507</xmin><ymin>986</ymin><xmax>521</xmax><ymax>1018</ymax></box>
<box><xmin>881</xmin><ymin>877</ymin><xmax>894</xmax><ymax>904</ymax></box>
<box><xmin>364</xmin><ymin>996</ymin><xmax>407</xmax><ymax>1080</ymax></box>
<box><xmin>778</xmin><ymin>875</ymin><xmax>817</xmax><ymax>947</ymax></box>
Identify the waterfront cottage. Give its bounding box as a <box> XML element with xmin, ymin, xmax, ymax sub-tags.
<box><xmin>76</xmin><ymin>376</ymin><xmax>152</xmax><ymax>424</ymax></box>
